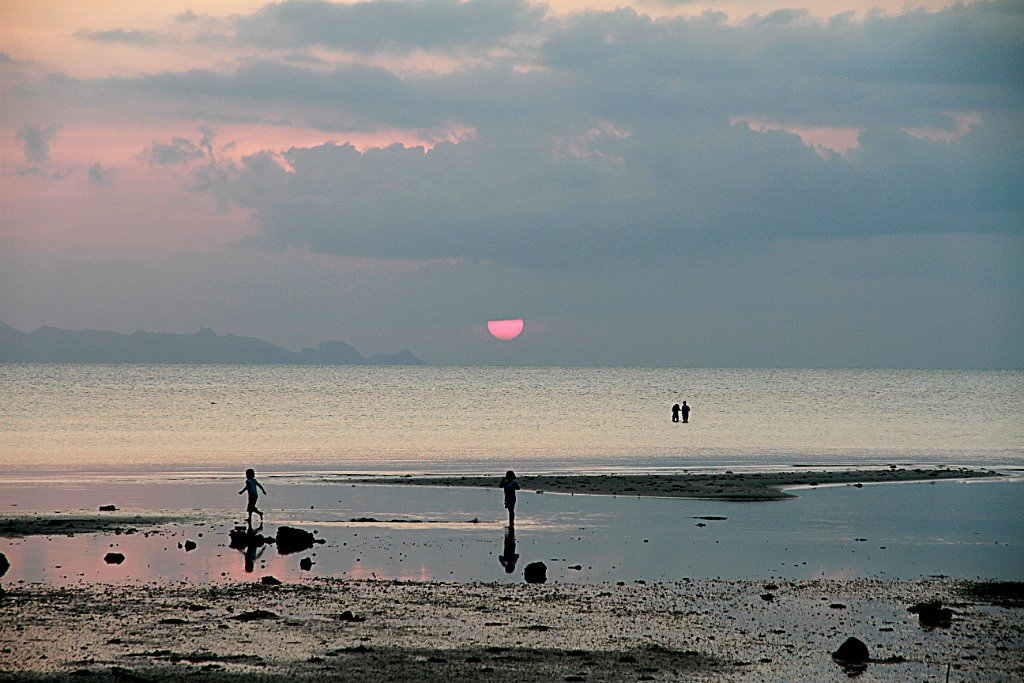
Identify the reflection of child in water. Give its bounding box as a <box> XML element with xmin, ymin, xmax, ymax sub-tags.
<box><xmin>500</xmin><ymin>470</ymin><xmax>520</xmax><ymax>527</ymax></box>
<box><xmin>498</xmin><ymin>527</ymin><xmax>519</xmax><ymax>573</ymax></box>
<box><xmin>244</xmin><ymin>540</ymin><xmax>265</xmax><ymax>573</ymax></box>
<box><xmin>239</xmin><ymin>468</ymin><xmax>267</xmax><ymax>528</ymax></box>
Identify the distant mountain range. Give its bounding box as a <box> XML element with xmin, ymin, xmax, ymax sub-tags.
<box><xmin>0</xmin><ymin>322</ymin><xmax>425</xmax><ymax>366</ymax></box>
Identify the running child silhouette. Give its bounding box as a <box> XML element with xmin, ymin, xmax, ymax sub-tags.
<box><xmin>239</xmin><ymin>468</ymin><xmax>267</xmax><ymax>528</ymax></box>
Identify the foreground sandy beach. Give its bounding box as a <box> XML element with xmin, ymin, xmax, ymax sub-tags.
<box><xmin>2</xmin><ymin>576</ymin><xmax>1022</xmax><ymax>681</ymax></box>
<box><xmin>360</xmin><ymin>465</ymin><xmax>1000</xmax><ymax>500</ymax></box>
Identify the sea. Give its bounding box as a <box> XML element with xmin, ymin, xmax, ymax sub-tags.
<box><xmin>1</xmin><ymin>364</ymin><xmax>1022</xmax><ymax>474</ymax></box>
<box><xmin>2</xmin><ymin>365</ymin><xmax>1022</xmax><ymax>583</ymax></box>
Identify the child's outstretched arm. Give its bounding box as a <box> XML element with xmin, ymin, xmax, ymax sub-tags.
<box><xmin>257</xmin><ymin>482</ymin><xmax>267</xmax><ymax>495</ymax></box>
<box><xmin>239</xmin><ymin>487</ymin><xmax>245</xmax><ymax>494</ymax></box>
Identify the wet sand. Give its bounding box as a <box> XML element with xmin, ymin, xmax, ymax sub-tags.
<box><xmin>359</xmin><ymin>466</ymin><xmax>999</xmax><ymax>501</ymax></box>
<box><xmin>2</xmin><ymin>577</ymin><xmax>1021</xmax><ymax>681</ymax></box>
<box><xmin>1</xmin><ymin>468</ymin><xmax>1020</xmax><ymax>680</ymax></box>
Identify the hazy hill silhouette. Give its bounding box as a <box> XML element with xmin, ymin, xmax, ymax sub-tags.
<box><xmin>0</xmin><ymin>322</ymin><xmax>424</xmax><ymax>366</ymax></box>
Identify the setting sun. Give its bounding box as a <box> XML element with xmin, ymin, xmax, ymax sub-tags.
<box><xmin>487</xmin><ymin>319</ymin><xmax>524</xmax><ymax>341</ymax></box>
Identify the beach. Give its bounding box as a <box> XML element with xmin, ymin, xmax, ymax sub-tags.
<box><xmin>2</xmin><ymin>467</ymin><xmax>1022</xmax><ymax>680</ymax></box>
<box><xmin>2</xmin><ymin>575</ymin><xmax>1022</xmax><ymax>680</ymax></box>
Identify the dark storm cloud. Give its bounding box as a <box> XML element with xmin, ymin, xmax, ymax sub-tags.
<box><xmin>207</xmin><ymin>113</ymin><xmax>1020</xmax><ymax>266</ymax></box>
<box><xmin>233</xmin><ymin>0</ymin><xmax>545</xmax><ymax>54</ymax></box>
<box><xmin>539</xmin><ymin>1</ymin><xmax>1024</xmax><ymax>124</ymax></box>
<box><xmin>15</xmin><ymin>124</ymin><xmax>58</xmax><ymax>163</ymax></box>
<box><xmin>542</xmin><ymin>1</ymin><xmax>1024</xmax><ymax>87</ymax></box>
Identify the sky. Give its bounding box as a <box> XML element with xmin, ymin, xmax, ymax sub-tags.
<box><xmin>1</xmin><ymin>0</ymin><xmax>1021</xmax><ymax>367</ymax></box>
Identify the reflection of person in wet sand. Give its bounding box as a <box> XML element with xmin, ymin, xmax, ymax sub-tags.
<box><xmin>244</xmin><ymin>540</ymin><xmax>265</xmax><ymax>573</ymax></box>
<box><xmin>239</xmin><ymin>468</ymin><xmax>267</xmax><ymax>528</ymax></box>
<box><xmin>498</xmin><ymin>527</ymin><xmax>519</xmax><ymax>573</ymax></box>
<box><xmin>229</xmin><ymin>526</ymin><xmax>268</xmax><ymax>573</ymax></box>
<box><xmin>500</xmin><ymin>470</ymin><xmax>520</xmax><ymax>527</ymax></box>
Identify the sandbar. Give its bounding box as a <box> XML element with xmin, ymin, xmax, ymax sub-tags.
<box><xmin>359</xmin><ymin>466</ymin><xmax>999</xmax><ymax>501</ymax></box>
<box><xmin>0</xmin><ymin>514</ymin><xmax>191</xmax><ymax>538</ymax></box>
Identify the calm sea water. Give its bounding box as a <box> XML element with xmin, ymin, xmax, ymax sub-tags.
<box><xmin>2</xmin><ymin>365</ymin><xmax>1021</xmax><ymax>474</ymax></box>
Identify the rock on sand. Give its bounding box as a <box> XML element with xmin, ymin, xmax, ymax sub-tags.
<box><xmin>524</xmin><ymin>562</ymin><xmax>547</xmax><ymax>584</ymax></box>
<box><xmin>276</xmin><ymin>526</ymin><xmax>325</xmax><ymax>554</ymax></box>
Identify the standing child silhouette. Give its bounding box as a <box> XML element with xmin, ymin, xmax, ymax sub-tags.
<box><xmin>239</xmin><ymin>468</ymin><xmax>267</xmax><ymax>528</ymax></box>
<box><xmin>500</xmin><ymin>470</ymin><xmax>520</xmax><ymax>527</ymax></box>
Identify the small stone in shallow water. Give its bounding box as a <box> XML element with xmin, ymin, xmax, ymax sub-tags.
<box><xmin>231</xmin><ymin>609</ymin><xmax>279</xmax><ymax>622</ymax></box>
<box><xmin>338</xmin><ymin>610</ymin><xmax>365</xmax><ymax>622</ymax></box>
<box><xmin>103</xmin><ymin>553</ymin><xmax>125</xmax><ymax>564</ymax></box>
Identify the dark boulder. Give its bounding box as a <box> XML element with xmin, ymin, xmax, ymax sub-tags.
<box><xmin>276</xmin><ymin>526</ymin><xmax>325</xmax><ymax>554</ymax></box>
<box><xmin>832</xmin><ymin>636</ymin><xmax>870</xmax><ymax>674</ymax></box>
<box><xmin>908</xmin><ymin>600</ymin><xmax>953</xmax><ymax>628</ymax></box>
<box><xmin>184</xmin><ymin>540</ymin><xmax>197</xmax><ymax>552</ymax></box>
<box><xmin>261</xmin><ymin>575</ymin><xmax>282</xmax><ymax>585</ymax></box>
<box><xmin>832</xmin><ymin>637</ymin><xmax>869</xmax><ymax>663</ymax></box>
<box><xmin>299</xmin><ymin>557</ymin><xmax>313</xmax><ymax>571</ymax></box>
<box><xmin>0</xmin><ymin>552</ymin><xmax>9</xmax><ymax>578</ymax></box>
<box><xmin>104</xmin><ymin>552</ymin><xmax>125</xmax><ymax>564</ymax></box>
<box><xmin>99</xmin><ymin>505</ymin><xmax>117</xmax><ymax>512</ymax></box>
<box><xmin>524</xmin><ymin>561</ymin><xmax>547</xmax><ymax>584</ymax></box>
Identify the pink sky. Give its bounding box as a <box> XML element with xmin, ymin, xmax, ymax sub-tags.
<box><xmin>0</xmin><ymin>0</ymin><xmax>971</xmax><ymax>259</ymax></box>
<box><xmin>1</xmin><ymin>0</ymin><xmax>1017</xmax><ymax>368</ymax></box>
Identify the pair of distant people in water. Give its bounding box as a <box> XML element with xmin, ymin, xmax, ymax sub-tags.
<box><xmin>672</xmin><ymin>401</ymin><xmax>691</xmax><ymax>423</ymax></box>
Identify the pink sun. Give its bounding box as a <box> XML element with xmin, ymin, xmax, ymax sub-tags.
<box><xmin>487</xmin><ymin>319</ymin><xmax>524</xmax><ymax>341</ymax></box>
